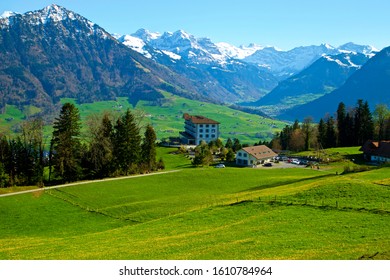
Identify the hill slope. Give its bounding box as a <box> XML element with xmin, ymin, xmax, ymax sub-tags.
<box><xmin>280</xmin><ymin>46</ymin><xmax>390</xmax><ymax>121</ymax></box>
<box><xmin>247</xmin><ymin>52</ymin><xmax>370</xmax><ymax>116</ymax></box>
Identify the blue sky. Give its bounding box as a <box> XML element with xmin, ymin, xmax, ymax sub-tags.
<box><xmin>1</xmin><ymin>0</ymin><xmax>389</xmax><ymax>50</ymax></box>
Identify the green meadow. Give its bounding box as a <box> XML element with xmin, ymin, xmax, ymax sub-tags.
<box><xmin>0</xmin><ymin>147</ymin><xmax>389</xmax><ymax>260</ymax></box>
<box><xmin>0</xmin><ymin>93</ymin><xmax>286</xmax><ymax>144</ymax></box>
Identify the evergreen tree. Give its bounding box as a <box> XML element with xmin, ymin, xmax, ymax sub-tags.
<box><xmin>112</xmin><ymin>109</ymin><xmax>141</xmax><ymax>175</ymax></box>
<box><xmin>233</xmin><ymin>138</ymin><xmax>242</xmax><ymax>152</ymax></box>
<box><xmin>141</xmin><ymin>125</ymin><xmax>157</xmax><ymax>172</ymax></box>
<box><xmin>51</xmin><ymin>103</ymin><xmax>82</xmax><ymax>182</ymax></box>
<box><xmin>355</xmin><ymin>100</ymin><xmax>374</xmax><ymax>145</ymax></box>
<box><xmin>85</xmin><ymin>113</ymin><xmax>114</xmax><ymax>178</ymax></box>
<box><xmin>225</xmin><ymin>138</ymin><xmax>233</xmax><ymax>149</ymax></box>
<box><xmin>344</xmin><ymin>112</ymin><xmax>355</xmax><ymax>147</ymax></box>
<box><xmin>302</xmin><ymin>116</ymin><xmax>313</xmax><ymax>150</ymax></box>
<box><xmin>325</xmin><ymin>117</ymin><xmax>337</xmax><ymax>148</ymax></box>
<box><xmin>19</xmin><ymin>119</ymin><xmax>45</xmax><ymax>186</ymax></box>
<box><xmin>0</xmin><ymin>135</ymin><xmax>10</xmax><ymax>187</ymax></box>
<box><xmin>337</xmin><ymin>102</ymin><xmax>348</xmax><ymax>147</ymax></box>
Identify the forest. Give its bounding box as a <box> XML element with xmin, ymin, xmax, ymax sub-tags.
<box><xmin>0</xmin><ymin>103</ymin><xmax>162</xmax><ymax>187</ymax></box>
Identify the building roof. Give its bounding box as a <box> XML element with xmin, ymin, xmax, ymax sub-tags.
<box><xmin>241</xmin><ymin>145</ymin><xmax>277</xmax><ymax>160</ymax></box>
<box><xmin>183</xmin><ymin>113</ymin><xmax>220</xmax><ymax>125</ymax></box>
<box><xmin>360</xmin><ymin>140</ymin><xmax>390</xmax><ymax>158</ymax></box>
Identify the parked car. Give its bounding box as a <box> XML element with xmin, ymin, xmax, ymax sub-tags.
<box><xmin>215</xmin><ymin>164</ymin><xmax>225</xmax><ymax>168</ymax></box>
<box><xmin>263</xmin><ymin>162</ymin><xmax>272</xmax><ymax>167</ymax></box>
<box><xmin>291</xmin><ymin>159</ymin><xmax>300</xmax><ymax>165</ymax></box>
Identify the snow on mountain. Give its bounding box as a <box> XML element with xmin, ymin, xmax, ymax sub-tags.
<box><xmin>0</xmin><ymin>11</ymin><xmax>19</xmax><ymax>18</ymax></box>
<box><xmin>338</xmin><ymin>42</ymin><xmax>379</xmax><ymax>56</ymax></box>
<box><xmin>118</xmin><ymin>34</ymin><xmax>152</xmax><ymax>58</ymax></box>
<box><xmin>215</xmin><ymin>42</ymin><xmax>264</xmax><ymax>59</ymax></box>
<box><xmin>0</xmin><ymin>4</ymin><xmax>111</xmax><ymax>40</ymax></box>
<box><xmin>243</xmin><ymin>43</ymin><xmax>378</xmax><ymax>78</ymax></box>
<box><xmin>132</xmin><ymin>28</ymin><xmax>161</xmax><ymax>42</ymax></box>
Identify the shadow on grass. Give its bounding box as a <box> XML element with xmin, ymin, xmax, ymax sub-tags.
<box><xmin>241</xmin><ymin>173</ymin><xmax>335</xmax><ymax>193</ymax></box>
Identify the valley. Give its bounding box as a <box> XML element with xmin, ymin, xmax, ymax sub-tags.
<box><xmin>1</xmin><ymin>4</ymin><xmax>390</xmax><ymax>262</ymax></box>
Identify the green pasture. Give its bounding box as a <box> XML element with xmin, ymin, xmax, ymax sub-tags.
<box><xmin>1</xmin><ymin>159</ymin><xmax>389</xmax><ymax>260</ymax></box>
<box><xmin>0</xmin><ymin>93</ymin><xmax>286</xmax><ymax>144</ymax></box>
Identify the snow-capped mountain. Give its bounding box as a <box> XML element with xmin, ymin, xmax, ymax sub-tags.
<box><xmin>280</xmin><ymin>46</ymin><xmax>390</xmax><ymax>121</ymax></box>
<box><xmin>215</xmin><ymin>42</ymin><xmax>264</xmax><ymax>60</ymax></box>
<box><xmin>118</xmin><ymin>28</ymin><xmax>278</xmax><ymax>102</ymax></box>
<box><xmin>0</xmin><ymin>4</ymin><xmax>227</xmax><ymax>112</ymax></box>
<box><xmin>122</xmin><ymin>28</ymin><xmax>378</xmax><ymax>80</ymax></box>
<box><xmin>130</xmin><ymin>29</ymin><xmax>228</xmax><ymax>65</ymax></box>
<box><xmin>243</xmin><ymin>43</ymin><xmax>378</xmax><ymax>78</ymax></box>
<box><xmin>248</xmin><ymin>52</ymin><xmax>371</xmax><ymax>117</ymax></box>
<box><xmin>0</xmin><ymin>4</ymin><xmax>112</xmax><ymax>40</ymax></box>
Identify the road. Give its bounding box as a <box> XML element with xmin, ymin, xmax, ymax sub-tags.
<box><xmin>0</xmin><ymin>170</ymin><xmax>181</xmax><ymax>198</ymax></box>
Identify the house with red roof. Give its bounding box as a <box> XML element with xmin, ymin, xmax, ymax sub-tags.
<box><xmin>236</xmin><ymin>145</ymin><xmax>277</xmax><ymax>167</ymax></box>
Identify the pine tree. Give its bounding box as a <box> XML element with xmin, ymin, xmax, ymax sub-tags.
<box><xmin>325</xmin><ymin>117</ymin><xmax>337</xmax><ymax>148</ymax></box>
<box><xmin>302</xmin><ymin>116</ymin><xmax>313</xmax><ymax>150</ymax></box>
<box><xmin>141</xmin><ymin>125</ymin><xmax>157</xmax><ymax>172</ymax></box>
<box><xmin>355</xmin><ymin>100</ymin><xmax>374</xmax><ymax>145</ymax></box>
<box><xmin>337</xmin><ymin>102</ymin><xmax>348</xmax><ymax>147</ymax></box>
<box><xmin>225</xmin><ymin>138</ymin><xmax>233</xmax><ymax>149</ymax></box>
<box><xmin>85</xmin><ymin>113</ymin><xmax>114</xmax><ymax>178</ymax></box>
<box><xmin>113</xmin><ymin>109</ymin><xmax>141</xmax><ymax>175</ymax></box>
<box><xmin>233</xmin><ymin>138</ymin><xmax>242</xmax><ymax>152</ymax></box>
<box><xmin>51</xmin><ymin>103</ymin><xmax>82</xmax><ymax>182</ymax></box>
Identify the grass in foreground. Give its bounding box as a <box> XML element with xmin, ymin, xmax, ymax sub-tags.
<box><xmin>0</xmin><ymin>165</ymin><xmax>389</xmax><ymax>260</ymax></box>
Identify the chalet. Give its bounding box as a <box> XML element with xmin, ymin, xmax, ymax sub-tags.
<box><xmin>180</xmin><ymin>113</ymin><xmax>220</xmax><ymax>145</ymax></box>
<box><xmin>236</xmin><ymin>145</ymin><xmax>277</xmax><ymax>167</ymax></box>
<box><xmin>360</xmin><ymin>140</ymin><xmax>390</xmax><ymax>163</ymax></box>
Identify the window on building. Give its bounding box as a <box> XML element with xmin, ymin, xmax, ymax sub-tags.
<box><xmin>206</xmin><ymin>134</ymin><xmax>209</xmax><ymax>138</ymax></box>
<box><xmin>200</xmin><ymin>134</ymin><xmax>203</xmax><ymax>138</ymax></box>
<box><xmin>199</xmin><ymin>129</ymin><xmax>203</xmax><ymax>133</ymax></box>
<box><xmin>200</xmin><ymin>124</ymin><xmax>203</xmax><ymax>127</ymax></box>
<box><xmin>243</xmin><ymin>153</ymin><xmax>247</xmax><ymax>157</ymax></box>
<box><xmin>211</xmin><ymin>129</ymin><xmax>215</xmax><ymax>133</ymax></box>
<box><xmin>206</xmin><ymin>129</ymin><xmax>209</xmax><ymax>133</ymax></box>
<box><xmin>211</xmin><ymin>134</ymin><xmax>215</xmax><ymax>138</ymax></box>
<box><xmin>206</xmin><ymin>124</ymin><xmax>209</xmax><ymax>128</ymax></box>
<box><xmin>238</xmin><ymin>152</ymin><xmax>242</xmax><ymax>157</ymax></box>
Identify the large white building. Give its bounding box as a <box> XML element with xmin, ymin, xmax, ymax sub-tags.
<box><xmin>180</xmin><ymin>113</ymin><xmax>220</xmax><ymax>145</ymax></box>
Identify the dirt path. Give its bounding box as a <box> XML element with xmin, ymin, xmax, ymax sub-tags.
<box><xmin>0</xmin><ymin>170</ymin><xmax>181</xmax><ymax>198</ymax></box>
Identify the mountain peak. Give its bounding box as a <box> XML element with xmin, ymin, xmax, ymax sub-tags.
<box><xmin>0</xmin><ymin>11</ymin><xmax>18</xmax><ymax>19</ymax></box>
<box><xmin>132</xmin><ymin>28</ymin><xmax>161</xmax><ymax>42</ymax></box>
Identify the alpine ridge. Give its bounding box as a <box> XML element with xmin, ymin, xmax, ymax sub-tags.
<box><xmin>0</xmin><ymin>5</ymin><xmax>222</xmax><ymax>114</ymax></box>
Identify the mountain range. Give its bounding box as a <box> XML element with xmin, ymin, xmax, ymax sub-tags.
<box><xmin>0</xmin><ymin>4</ymin><xmax>388</xmax><ymax>122</ymax></box>
<box><xmin>280</xmin><ymin>46</ymin><xmax>390</xmax><ymax>121</ymax></box>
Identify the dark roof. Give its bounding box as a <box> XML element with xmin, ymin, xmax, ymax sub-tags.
<box><xmin>360</xmin><ymin>140</ymin><xmax>390</xmax><ymax>158</ymax></box>
<box><xmin>183</xmin><ymin>113</ymin><xmax>220</xmax><ymax>124</ymax></box>
<box><xmin>240</xmin><ymin>145</ymin><xmax>277</xmax><ymax>160</ymax></box>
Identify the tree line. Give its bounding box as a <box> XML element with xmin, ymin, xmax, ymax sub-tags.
<box><xmin>0</xmin><ymin>103</ymin><xmax>161</xmax><ymax>187</ymax></box>
<box><xmin>271</xmin><ymin>99</ymin><xmax>390</xmax><ymax>152</ymax></box>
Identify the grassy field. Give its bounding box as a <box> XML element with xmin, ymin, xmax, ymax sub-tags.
<box><xmin>0</xmin><ymin>148</ymin><xmax>389</xmax><ymax>260</ymax></box>
<box><xmin>0</xmin><ymin>93</ymin><xmax>286</xmax><ymax>144</ymax></box>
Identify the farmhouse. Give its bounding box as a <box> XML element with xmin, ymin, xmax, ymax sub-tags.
<box><xmin>236</xmin><ymin>145</ymin><xmax>277</xmax><ymax>166</ymax></box>
<box><xmin>360</xmin><ymin>140</ymin><xmax>390</xmax><ymax>163</ymax></box>
<box><xmin>180</xmin><ymin>113</ymin><xmax>220</xmax><ymax>145</ymax></box>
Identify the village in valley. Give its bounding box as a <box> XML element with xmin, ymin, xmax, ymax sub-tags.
<box><xmin>167</xmin><ymin>112</ymin><xmax>390</xmax><ymax>170</ymax></box>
